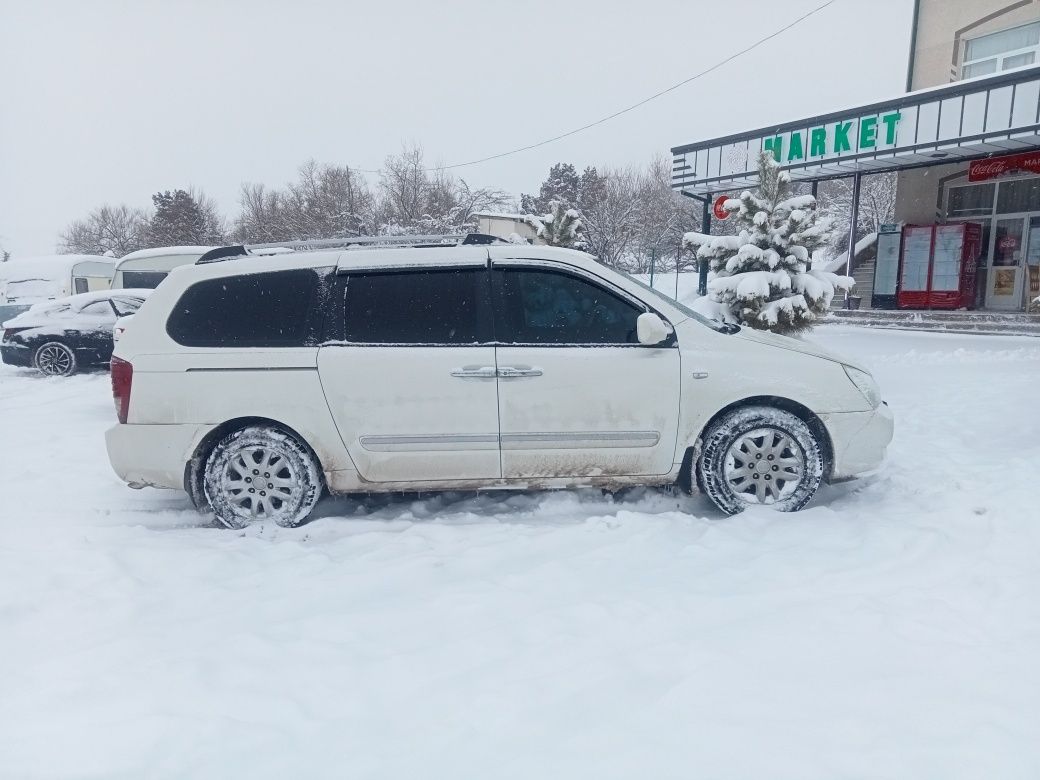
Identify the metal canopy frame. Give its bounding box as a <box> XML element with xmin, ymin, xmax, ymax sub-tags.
<box><xmin>671</xmin><ymin>65</ymin><xmax>1040</xmax><ymax>196</ymax></box>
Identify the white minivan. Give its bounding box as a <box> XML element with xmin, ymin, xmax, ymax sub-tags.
<box><xmin>106</xmin><ymin>235</ymin><xmax>893</xmax><ymax>528</ymax></box>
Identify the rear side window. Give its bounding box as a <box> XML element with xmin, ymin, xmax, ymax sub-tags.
<box><xmin>79</xmin><ymin>301</ymin><xmax>117</xmax><ymax>322</ymax></box>
<box><xmin>342</xmin><ymin>268</ymin><xmax>491</xmax><ymax>344</ymax></box>
<box><xmin>167</xmin><ymin>268</ymin><xmax>329</xmax><ymax>347</ymax></box>
<box><xmin>111</xmin><ymin>296</ymin><xmax>144</xmax><ymax>317</ymax></box>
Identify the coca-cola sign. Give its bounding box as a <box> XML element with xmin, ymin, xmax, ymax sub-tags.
<box><xmin>969</xmin><ymin>151</ymin><xmax>1040</xmax><ymax>182</ymax></box>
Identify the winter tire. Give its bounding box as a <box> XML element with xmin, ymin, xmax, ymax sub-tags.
<box><xmin>203</xmin><ymin>426</ymin><xmax>322</xmax><ymax>529</ymax></box>
<box><xmin>33</xmin><ymin>342</ymin><xmax>77</xmax><ymax>377</ymax></box>
<box><xmin>695</xmin><ymin>406</ymin><xmax>823</xmax><ymax>515</ymax></box>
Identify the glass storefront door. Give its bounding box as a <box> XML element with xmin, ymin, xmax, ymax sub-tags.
<box><xmin>985</xmin><ymin>217</ymin><xmax>1025</xmax><ymax>309</ymax></box>
<box><xmin>1027</xmin><ymin>216</ymin><xmax>1040</xmax><ymax>306</ymax></box>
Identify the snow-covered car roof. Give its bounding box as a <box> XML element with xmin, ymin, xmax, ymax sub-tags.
<box><xmin>23</xmin><ymin>288</ymin><xmax>153</xmax><ymax>313</ymax></box>
<box><xmin>2</xmin><ymin>289</ymin><xmax>153</xmax><ymax>329</ymax></box>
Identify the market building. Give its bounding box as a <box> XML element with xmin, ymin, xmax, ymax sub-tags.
<box><xmin>672</xmin><ymin>0</ymin><xmax>1040</xmax><ymax>312</ymax></box>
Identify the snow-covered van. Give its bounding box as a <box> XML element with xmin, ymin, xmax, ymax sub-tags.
<box><xmin>0</xmin><ymin>255</ymin><xmax>116</xmax><ymax>322</ymax></box>
<box><xmin>106</xmin><ymin>234</ymin><xmax>894</xmax><ymax>529</ymax></box>
<box><xmin>111</xmin><ymin>246</ymin><xmax>213</xmax><ymax>289</ymax></box>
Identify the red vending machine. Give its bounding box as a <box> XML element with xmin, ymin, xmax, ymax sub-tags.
<box><xmin>898</xmin><ymin>223</ymin><xmax>981</xmax><ymax>309</ymax></box>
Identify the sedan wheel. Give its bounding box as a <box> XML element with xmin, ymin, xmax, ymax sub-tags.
<box><xmin>696</xmin><ymin>406</ymin><xmax>824</xmax><ymax>514</ymax></box>
<box><xmin>203</xmin><ymin>426</ymin><xmax>322</xmax><ymax>529</ymax></box>
<box><xmin>34</xmin><ymin>342</ymin><xmax>77</xmax><ymax>377</ymax></box>
<box><xmin>723</xmin><ymin>428</ymin><xmax>806</xmax><ymax>505</ymax></box>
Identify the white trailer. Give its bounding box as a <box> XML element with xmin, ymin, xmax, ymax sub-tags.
<box><xmin>111</xmin><ymin>246</ymin><xmax>213</xmax><ymax>289</ymax></box>
<box><xmin>0</xmin><ymin>255</ymin><xmax>116</xmax><ymax>322</ymax></box>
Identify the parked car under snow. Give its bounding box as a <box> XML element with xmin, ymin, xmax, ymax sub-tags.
<box><xmin>1</xmin><ymin>289</ymin><xmax>151</xmax><ymax>376</ymax></box>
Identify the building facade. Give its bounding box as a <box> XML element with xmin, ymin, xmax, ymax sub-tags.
<box><xmin>671</xmin><ymin>0</ymin><xmax>1040</xmax><ymax>312</ymax></box>
<box><xmin>898</xmin><ymin>0</ymin><xmax>1040</xmax><ymax>309</ymax></box>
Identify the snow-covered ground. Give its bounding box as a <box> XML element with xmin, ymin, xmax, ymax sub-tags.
<box><xmin>1</xmin><ymin>327</ymin><xmax>1038</xmax><ymax>779</ymax></box>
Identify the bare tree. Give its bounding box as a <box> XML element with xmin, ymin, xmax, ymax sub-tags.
<box><xmin>284</xmin><ymin>160</ymin><xmax>374</xmax><ymax>238</ymax></box>
<box><xmin>235</xmin><ymin>182</ymin><xmax>286</xmax><ymax>243</ymax></box>
<box><xmin>819</xmin><ymin>172</ymin><xmax>897</xmax><ymax>250</ymax></box>
<box><xmin>59</xmin><ymin>204</ymin><xmax>149</xmax><ymax>257</ymax></box>
<box><xmin>234</xmin><ymin>161</ymin><xmax>376</xmax><ymax>242</ymax></box>
<box><xmin>378</xmin><ymin>144</ymin><xmax>508</xmax><ymax>234</ymax></box>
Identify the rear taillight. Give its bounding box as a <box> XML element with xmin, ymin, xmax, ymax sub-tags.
<box><xmin>111</xmin><ymin>356</ymin><xmax>133</xmax><ymax>424</ymax></box>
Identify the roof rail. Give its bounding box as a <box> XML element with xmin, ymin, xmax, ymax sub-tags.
<box><xmin>196</xmin><ymin>232</ymin><xmax>505</xmax><ymax>264</ymax></box>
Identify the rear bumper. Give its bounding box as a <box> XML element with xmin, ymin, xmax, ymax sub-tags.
<box><xmin>0</xmin><ymin>343</ymin><xmax>32</xmax><ymax>367</ymax></box>
<box><xmin>106</xmin><ymin>423</ymin><xmax>210</xmax><ymax>491</ymax></box>
<box><xmin>821</xmin><ymin>402</ymin><xmax>894</xmax><ymax>481</ymax></box>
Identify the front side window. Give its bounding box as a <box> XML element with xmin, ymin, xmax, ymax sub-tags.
<box><xmin>962</xmin><ymin>21</ymin><xmax>1040</xmax><ymax>79</ymax></box>
<box><xmin>493</xmin><ymin>267</ymin><xmax>643</xmax><ymax>344</ymax></box>
<box><xmin>167</xmin><ymin>268</ymin><xmax>328</xmax><ymax>347</ymax></box>
<box><xmin>342</xmin><ymin>268</ymin><xmax>490</xmax><ymax>344</ymax></box>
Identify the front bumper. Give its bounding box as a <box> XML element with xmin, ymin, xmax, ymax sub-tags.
<box><xmin>821</xmin><ymin>402</ymin><xmax>894</xmax><ymax>481</ymax></box>
<box><xmin>106</xmin><ymin>423</ymin><xmax>210</xmax><ymax>491</ymax></box>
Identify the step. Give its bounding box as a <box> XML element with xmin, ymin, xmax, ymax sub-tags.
<box><xmin>819</xmin><ymin>312</ymin><xmax>1040</xmax><ymax>336</ymax></box>
<box><xmin>829</xmin><ymin>308</ymin><xmax>1040</xmax><ymax>324</ymax></box>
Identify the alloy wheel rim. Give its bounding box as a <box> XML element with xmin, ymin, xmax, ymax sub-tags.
<box><xmin>37</xmin><ymin>345</ymin><xmax>72</xmax><ymax>375</ymax></box>
<box><xmin>723</xmin><ymin>427</ymin><xmax>805</xmax><ymax>505</ymax></box>
<box><xmin>221</xmin><ymin>446</ymin><xmax>300</xmax><ymax>521</ymax></box>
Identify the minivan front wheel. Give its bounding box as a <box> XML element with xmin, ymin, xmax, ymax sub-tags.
<box><xmin>696</xmin><ymin>406</ymin><xmax>823</xmax><ymax>515</ymax></box>
<box><xmin>203</xmin><ymin>426</ymin><xmax>322</xmax><ymax>529</ymax></box>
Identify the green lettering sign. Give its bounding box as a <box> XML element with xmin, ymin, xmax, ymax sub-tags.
<box><xmin>810</xmin><ymin>127</ymin><xmax>827</xmax><ymax>157</ymax></box>
<box><xmin>881</xmin><ymin>111</ymin><xmax>901</xmax><ymax>144</ymax></box>
<box><xmin>754</xmin><ymin>111</ymin><xmax>902</xmax><ymax>168</ymax></box>
<box><xmin>833</xmin><ymin>121</ymin><xmax>852</xmax><ymax>153</ymax></box>
<box><xmin>859</xmin><ymin>116</ymin><xmax>878</xmax><ymax>149</ymax></box>
<box><xmin>788</xmin><ymin>131</ymin><xmax>804</xmax><ymax>161</ymax></box>
<box><xmin>763</xmin><ymin>136</ymin><xmax>783</xmax><ymax>161</ymax></box>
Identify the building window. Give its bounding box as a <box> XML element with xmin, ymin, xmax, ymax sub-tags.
<box><xmin>962</xmin><ymin>21</ymin><xmax>1040</xmax><ymax>79</ymax></box>
<box><xmin>996</xmin><ymin>177</ymin><xmax>1040</xmax><ymax>213</ymax></box>
<box><xmin>947</xmin><ymin>183</ymin><xmax>995</xmax><ymax>217</ymax></box>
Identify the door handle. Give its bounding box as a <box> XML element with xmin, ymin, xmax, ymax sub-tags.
<box><xmin>450</xmin><ymin>365</ymin><xmax>498</xmax><ymax>379</ymax></box>
<box><xmin>497</xmin><ymin>365</ymin><xmax>543</xmax><ymax>378</ymax></box>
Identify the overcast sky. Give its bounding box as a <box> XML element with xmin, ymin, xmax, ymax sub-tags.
<box><xmin>0</xmin><ymin>0</ymin><xmax>913</xmax><ymax>256</ymax></box>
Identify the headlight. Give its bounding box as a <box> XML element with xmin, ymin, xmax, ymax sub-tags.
<box><xmin>843</xmin><ymin>365</ymin><xmax>881</xmax><ymax>408</ymax></box>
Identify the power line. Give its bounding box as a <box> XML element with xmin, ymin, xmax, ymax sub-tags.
<box><xmin>356</xmin><ymin>0</ymin><xmax>840</xmax><ymax>174</ymax></box>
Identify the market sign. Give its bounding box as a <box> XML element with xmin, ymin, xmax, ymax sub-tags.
<box><xmin>762</xmin><ymin>112</ymin><xmax>902</xmax><ymax>163</ymax></box>
<box><xmin>968</xmin><ymin>150</ymin><xmax>1040</xmax><ymax>182</ymax></box>
<box><xmin>671</xmin><ymin>65</ymin><xmax>1040</xmax><ymax>196</ymax></box>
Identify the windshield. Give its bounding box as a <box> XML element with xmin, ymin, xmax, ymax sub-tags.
<box><xmin>619</xmin><ymin>271</ymin><xmax>730</xmax><ymax>332</ymax></box>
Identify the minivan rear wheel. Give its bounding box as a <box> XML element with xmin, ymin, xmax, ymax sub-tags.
<box><xmin>696</xmin><ymin>406</ymin><xmax>823</xmax><ymax>515</ymax></box>
<box><xmin>203</xmin><ymin>426</ymin><xmax>322</xmax><ymax>529</ymax></box>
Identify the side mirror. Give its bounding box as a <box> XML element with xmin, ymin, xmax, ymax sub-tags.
<box><xmin>636</xmin><ymin>312</ymin><xmax>672</xmax><ymax>345</ymax></box>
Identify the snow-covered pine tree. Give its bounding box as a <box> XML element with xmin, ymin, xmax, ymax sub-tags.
<box><xmin>147</xmin><ymin>189</ymin><xmax>225</xmax><ymax>247</ymax></box>
<box><xmin>684</xmin><ymin>152</ymin><xmax>852</xmax><ymax>335</ymax></box>
<box><xmin>526</xmin><ymin>200</ymin><xmax>587</xmax><ymax>249</ymax></box>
